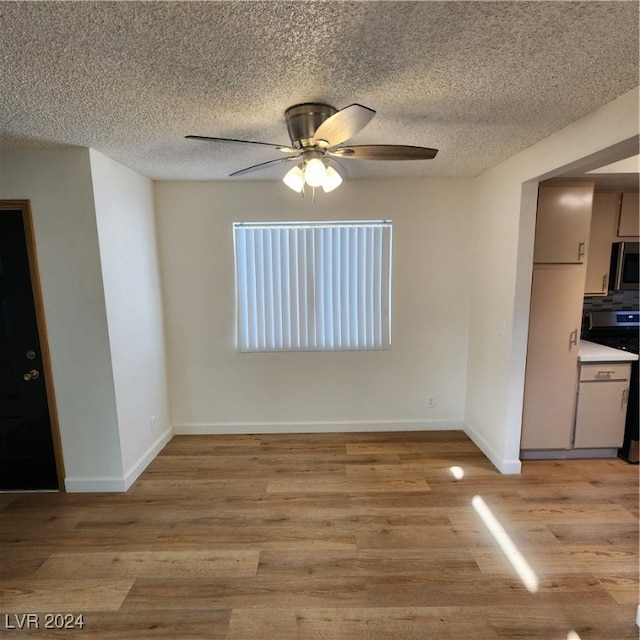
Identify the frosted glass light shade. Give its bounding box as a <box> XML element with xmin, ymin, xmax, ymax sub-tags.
<box><xmin>322</xmin><ymin>166</ymin><xmax>342</xmax><ymax>192</ymax></box>
<box><xmin>282</xmin><ymin>165</ymin><xmax>305</xmax><ymax>192</ymax></box>
<box><xmin>304</xmin><ymin>158</ymin><xmax>327</xmax><ymax>187</ymax></box>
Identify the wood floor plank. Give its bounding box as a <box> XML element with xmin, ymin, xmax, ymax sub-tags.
<box><xmin>0</xmin><ymin>431</ymin><xmax>637</xmax><ymax>639</ymax></box>
<box><xmin>595</xmin><ymin>573</ymin><xmax>639</xmax><ymax>604</ymax></box>
<box><xmin>0</xmin><ymin>549</ymin><xmax>49</xmax><ymax>578</ymax></box>
<box><xmin>34</xmin><ymin>550</ymin><xmax>260</xmax><ymax>580</ymax></box>
<box><xmin>474</xmin><ymin>544</ymin><xmax>638</xmax><ymax>576</ymax></box>
<box><xmin>120</xmin><ymin>576</ymin><xmax>369</xmax><ymax>610</ymax></box>
<box><xmin>45</xmin><ymin>608</ymin><xmax>232</xmax><ymax>640</ymax></box>
<box><xmin>0</xmin><ymin>579</ymin><xmax>133</xmax><ymax>611</ymax></box>
<box><xmin>500</xmin><ymin>502</ymin><xmax>637</xmax><ymax>525</ymax></box>
<box><xmin>129</xmin><ymin>478</ymin><xmax>269</xmax><ymax>497</ymax></box>
<box><xmin>547</xmin><ymin>522</ymin><xmax>638</xmax><ymax>546</ymax></box>
<box><xmin>344</xmin><ymin>462</ymin><xmax>430</xmax><ymax>480</ymax></box>
<box><xmin>266</xmin><ymin>477</ymin><xmax>431</xmax><ymax>493</ymax></box>
<box><xmin>362</xmin><ymin>572</ymin><xmax>616</xmax><ymax>607</ymax></box>
<box><xmin>257</xmin><ymin>548</ymin><xmax>480</xmax><ymax>579</ymax></box>
<box><xmin>0</xmin><ymin>493</ymin><xmax>18</xmax><ymax>511</ymax></box>
<box><xmin>225</xmin><ymin>606</ymin><xmax>500</xmax><ymax>640</ymax></box>
<box><xmin>153</xmin><ymin>515</ymin><xmax>358</xmax><ymax>551</ymax></box>
<box><xmin>486</xmin><ymin>604</ymin><xmax>639</xmax><ymax>639</ymax></box>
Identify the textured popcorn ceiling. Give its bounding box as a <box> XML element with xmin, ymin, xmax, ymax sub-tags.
<box><xmin>0</xmin><ymin>1</ymin><xmax>638</xmax><ymax>181</ymax></box>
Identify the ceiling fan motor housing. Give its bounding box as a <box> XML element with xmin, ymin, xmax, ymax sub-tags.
<box><xmin>285</xmin><ymin>103</ymin><xmax>337</xmax><ymax>147</ymax></box>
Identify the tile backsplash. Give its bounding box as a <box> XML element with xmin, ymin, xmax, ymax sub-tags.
<box><xmin>583</xmin><ymin>290</ymin><xmax>640</xmax><ymax>312</ymax></box>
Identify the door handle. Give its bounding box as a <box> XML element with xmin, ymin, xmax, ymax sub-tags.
<box><xmin>569</xmin><ymin>329</ymin><xmax>578</xmax><ymax>348</ymax></box>
<box><xmin>578</xmin><ymin>241</ymin><xmax>586</xmax><ymax>261</ymax></box>
<box><xmin>602</xmin><ymin>274</ymin><xmax>608</xmax><ymax>292</ymax></box>
<box><xmin>23</xmin><ymin>369</ymin><xmax>40</xmax><ymax>381</ymax></box>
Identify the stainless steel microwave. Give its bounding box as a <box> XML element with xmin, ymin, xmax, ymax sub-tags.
<box><xmin>609</xmin><ymin>242</ymin><xmax>639</xmax><ymax>291</ymax></box>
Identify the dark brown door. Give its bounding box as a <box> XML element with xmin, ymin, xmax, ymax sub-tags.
<box><xmin>0</xmin><ymin>207</ymin><xmax>59</xmax><ymax>490</ymax></box>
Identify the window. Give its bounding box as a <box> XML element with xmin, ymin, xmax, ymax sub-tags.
<box><xmin>233</xmin><ymin>220</ymin><xmax>392</xmax><ymax>352</ymax></box>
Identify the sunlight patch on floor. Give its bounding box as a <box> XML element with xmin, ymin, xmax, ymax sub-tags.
<box><xmin>448</xmin><ymin>466</ymin><xmax>464</xmax><ymax>480</ymax></box>
<box><xmin>471</xmin><ymin>495</ymin><xmax>539</xmax><ymax>594</ymax></box>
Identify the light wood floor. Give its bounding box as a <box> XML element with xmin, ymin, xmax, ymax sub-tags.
<box><xmin>1</xmin><ymin>431</ymin><xmax>638</xmax><ymax>639</ymax></box>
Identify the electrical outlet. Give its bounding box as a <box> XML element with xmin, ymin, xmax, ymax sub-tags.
<box><xmin>426</xmin><ymin>396</ymin><xmax>435</xmax><ymax>408</ymax></box>
<box><xmin>150</xmin><ymin>415</ymin><xmax>157</xmax><ymax>432</ymax></box>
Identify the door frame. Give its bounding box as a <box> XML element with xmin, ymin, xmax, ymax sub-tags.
<box><xmin>0</xmin><ymin>200</ymin><xmax>66</xmax><ymax>490</ymax></box>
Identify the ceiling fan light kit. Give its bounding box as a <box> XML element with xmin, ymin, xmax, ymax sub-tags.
<box><xmin>282</xmin><ymin>160</ymin><xmax>343</xmax><ymax>195</ymax></box>
<box><xmin>302</xmin><ymin>157</ymin><xmax>327</xmax><ymax>187</ymax></box>
<box><xmin>186</xmin><ymin>102</ymin><xmax>438</xmax><ymax>196</ymax></box>
<box><xmin>282</xmin><ymin>165</ymin><xmax>305</xmax><ymax>193</ymax></box>
<box><xmin>322</xmin><ymin>166</ymin><xmax>343</xmax><ymax>193</ymax></box>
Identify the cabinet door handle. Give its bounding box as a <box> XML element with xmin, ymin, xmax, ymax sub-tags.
<box><xmin>622</xmin><ymin>388</ymin><xmax>629</xmax><ymax>405</ymax></box>
<box><xmin>578</xmin><ymin>241</ymin><xmax>586</xmax><ymax>260</ymax></box>
<box><xmin>569</xmin><ymin>329</ymin><xmax>578</xmax><ymax>348</ymax></box>
<box><xmin>602</xmin><ymin>274</ymin><xmax>608</xmax><ymax>292</ymax></box>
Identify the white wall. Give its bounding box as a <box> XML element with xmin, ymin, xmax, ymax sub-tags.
<box><xmin>0</xmin><ymin>148</ymin><xmax>124</xmax><ymax>489</ymax></box>
<box><xmin>155</xmin><ymin>178</ymin><xmax>472</xmax><ymax>433</ymax></box>
<box><xmin>0</xmin><ymin>147</ymin><xmax>172</xmax><ymax>491</ymax></box>
<box><xmin>465</xmin><ymin>87</ymin><xmax>639</xmax><ymax>473</ymax></box>
<box><xmin>89</xmin><ymin>149</ymin><xmax>172</xmax><ymax>486</ymax></box>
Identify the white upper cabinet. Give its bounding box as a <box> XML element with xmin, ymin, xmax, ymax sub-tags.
<box><xmin>533</xmin><ymin>182</ymin><xmax>595</xmax><ymax>264</ymax></box>
<box><xmin>584</xmin><ymin>192</ymin><xmax>618</xmax><ymax>296</ymax></box>
<box><xmin>617</xmin><ymin>192</ymin><xmax>639</xmax><ymax>238</ymax></box>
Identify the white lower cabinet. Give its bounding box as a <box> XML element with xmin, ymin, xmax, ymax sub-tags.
<box><xmin>573</xmin><ymin>362</ymin><xmax>631</xmax><ymax>449</ymax></box>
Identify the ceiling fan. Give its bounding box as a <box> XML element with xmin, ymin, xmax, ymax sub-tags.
<box><xmin>186</xmin><ymin>102</ymin><xmax>438</xmax><ymax>194</ymax></box>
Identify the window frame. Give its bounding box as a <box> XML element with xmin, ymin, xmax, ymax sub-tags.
<box><xmin>232</xmin><ymin>220</ymin><xmax>393</xmax><ymax>353</ymax></box>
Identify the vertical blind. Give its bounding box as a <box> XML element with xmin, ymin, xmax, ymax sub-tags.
<box><xmin>233</xmin><ymin>221</ymin><xmax>392</xmax><ymax>352</ymax></box>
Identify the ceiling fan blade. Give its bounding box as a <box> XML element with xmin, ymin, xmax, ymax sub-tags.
<box><xmin>312</xmin><ymin>104</ymin><xmax>376</xmax><ymax>148</ymax></box>
<box><xmin>229</xmin><ymin>155</ymin><xmax>300</xmax><ymax>177</ymax></box>
<box><xmin>329</xmin><ymin>144</ymin><xmax>438</xmax><ymax>161</ymax></box>
<box><xmin>185</xmin><ymin>135</ymin><xmax>296</xmax><ymax>153</ymax></box>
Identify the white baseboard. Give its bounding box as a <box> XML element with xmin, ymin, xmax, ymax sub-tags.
<box><xmin>123</xmin><ymin>427</ymin><xmax>174</xmax><ymax>491</ymax></box>
<box><xmin>64</xmin><ymin>428</ymin><xmax>174</xmax><ymax>493</ymax></box>
<box><xmin>464</xmin><ymin>423</ymin><xmax>522</xmax><ymax>475</ymax></box>
<box><xmin>64</xmin><ymin>476</ymin><xmax>127</xmax><ymax>493</ymax></box>
<box><xmin>175</xmin><ymin>419</ymin><xmax>465</xmax><ymax>435</ymax></box>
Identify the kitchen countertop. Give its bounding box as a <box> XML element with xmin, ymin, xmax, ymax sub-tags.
<box><xmin>578</xmin><ymin>340</ymin><xmax>639</xmax><ymax>363</ymax></box>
